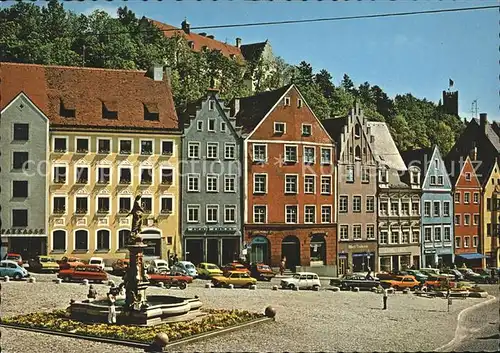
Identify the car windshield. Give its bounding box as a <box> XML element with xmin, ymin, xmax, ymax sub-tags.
<box><xmin>156</xmin><ymin>261</ymin><xmax>167</xmax><ymax>267</ymax></box>
<box><xmin>40</xmin><ymin>257</ymin><xmax>55</xmax><ymax>262</ymax></box>
<box><xmin>90</xmin><ymin>260</ymin><xmax>101</xmax><ymax>264</ymax></box>
<box><xmin>293</xmin><ymin>274</ymin><xmax>301</xmax><ymax>279</ymax></box>
<box><xmin>258</xmin><ymin>265</ymin><xmax>271</xmax><ymax>270</ymax></box>
<box><xmin>7</xmin><ymin>255</ymin><xmax>20</xmax><ymax>260</ymax></box>
<box><xmin>207</xmin><ymin>265</ymin><xmax>219</xmax><ymax>270</ymax></box>
<box><xmin>185</xmin><ymin>263</ymin><xmax>195</xmax><ymax>269</ymax></box>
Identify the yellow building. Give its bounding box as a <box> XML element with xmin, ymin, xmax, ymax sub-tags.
<box><xmin>3</xmin><ymin>63</ymin><xmax>181</xmax><ymax>264</ymax></box>
<box><xmin>481</xmin><ymin>160</ymin><xmax>500</xmax><ymax>268</ymax></box>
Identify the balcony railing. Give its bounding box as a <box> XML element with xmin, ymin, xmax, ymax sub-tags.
<box><xmin>75</xmin><ymin>209</ymin><xmax>87</xmax><ymax>215</ymax></box>
<box><xmin>119</xmin><ymin>178</ymin><xmax>131</xmax><ymax>185</ymax></box>
<box><xmin>53</xmin><ymin>208</ymin><xmax>66</xmax><ymax>214</ymax></box>
<box><xmin>96</xmin><ymin>208</ymin><xmax>109</xmax><ymax>214</ymax></box>
<box><xmin>53</xmin><ymin>177</ymin><xmax>66</xmax><ymax>184</ymax></box>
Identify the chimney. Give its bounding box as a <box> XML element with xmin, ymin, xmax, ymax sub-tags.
<box><xmin>199</xmin><ymin>32</ymin><xmax>207</xmax><ymax>37</ymax></box>
<box><xmin>480</xmin><ymin>113</ymin><xmax>487</xmax><ymax>131</ymax></box>
<box><xmin>232</xmin><ymin>98</ymin><xmax>240</xmax><ymax>117</ymax></box>
<box><xmin>207</xmin><ymin>35</ymin><xmax>214</xmax><ymax>39</ymax></box>
<box><xmin>236</xmin><ymin>37</ymin><xmax>242</xmax><ymax>48</ymax></box>
<box><xmin>181</xmin><ymin>19</ymin><xmax>190</xmax><ymax>34</ymax></box>
<box><xmin>147</xmin><ymin>64</ymin><xmax>164</xmax><ymax>81</ymax></box>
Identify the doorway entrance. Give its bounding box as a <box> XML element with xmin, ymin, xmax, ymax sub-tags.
<box><xmin>185</xmin><ymin>239</ymin><xmax>204</xmax><ymax>265</ymax></box>
<box><xmin>9</xmin><ymin>237</ymin><xmax>46</xmax><ymax>260</ymax></box>
<box><xmin>281</xmin><ymin>235</ymin><xmax>300</xmax><ymax>271</ymax></box>
<box><xmin>310</xmin><ymin>234</ymin><xmax>326</xmax><ymax>265</ymax></box>
<box><xmin>206</xmin><ymin>238</ymin><xmax>219</xmax><ymax>265</ymax></box>
<box><xmin>250</xmin><ymin>236</ymin><xmax>270</xmax><ymax>264</ymax></box>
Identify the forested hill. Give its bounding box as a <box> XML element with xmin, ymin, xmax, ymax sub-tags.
<box><xmin>0</xmin><ymin>1</ymin><xmax>464</xmax><ymax>154</ymax></box>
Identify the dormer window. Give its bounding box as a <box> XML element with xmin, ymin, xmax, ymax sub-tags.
<box><xmin>59</xmin><ymin>98</ymin><xmax>75</xmax><ymax>118</ymax></box>
<box><xmin>284</xmin><ymin>97</ymin><xmax>291</xmax><ymax>106</ymax></box>
<box><xmin>354</xmin><ymin>124</ymin><xmax>361</xmax><ymax>138</ymax></box>
<box><xmin>411</xmin><ymin>171</ymin><xmax>420</xmax><ymax>184</ymax></box>
<box><xmin>274</xmin><ymin>122</ymin><xmax>286</xmax><ymax>135</ymax></box>
<box><xmin>209</xmin><ymin>100</ymin><xmax>216</xmax><ymax>111</ymax></box>
<box><xmin>379</xmin><ymin>169</ymin><xmax>388</xmax><ymax>184</ymax></box>
<box><xmin>188</xmin><ymin>41</ymin><xmax>195</xmax><ymax>49</ymax></box>
<box><xmin>297</xmin><ymin>99</ymin><xmax>303</xmax><ymax>108</ymax></box>
<box><xmin>302</xmin><ymin>124</ymin><xmax>312</xmax><ymax>136</ymax></box>
<box><xmin>102</xmin><ymin>101</ymin><xmax>118</xmax><ymax>120</ymax></box>
<box><xmin>144</xmin><ymin>103</ymin><xmax>159</xmax><ymax>121</ymax></box>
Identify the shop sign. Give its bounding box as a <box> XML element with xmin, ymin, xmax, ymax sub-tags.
<box><xmin>424</xmin><ymin>249</ymin><xmax>437</xmax><ymax>254</ymax></box>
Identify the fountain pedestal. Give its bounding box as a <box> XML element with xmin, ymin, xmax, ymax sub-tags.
<box><xmin>124</xmin><ymin>241</ymin><xmax>149</xmax><ymax>310</ymax></box>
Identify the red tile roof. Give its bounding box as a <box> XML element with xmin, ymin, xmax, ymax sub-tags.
<box><xmin>0</xmin><ymin>62</ymin><xmax>179</xmax><ymax>131</ymax></box>
<box><xmin>149</xmin><ymin>19</ymin><xmax>243</xmax><ymax>60</ymax></box>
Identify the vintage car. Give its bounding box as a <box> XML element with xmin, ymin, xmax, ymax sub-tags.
<box><xmin>58</xmin><ymin>265</ymin><xmax>108</xmax><ymax>283</ymax></box>
<box><xmin>280</xmin><ymin>272</ymin><xmax>321</xmax><ymax>290</ymax></box>
<box><xmin>111</xmin><ymin>259</ymin><xmax>130</xmax><ymax>275</ymax></box>
<box><xmin>58</xmin><ymin>257</ymin><xmax>85</xmax><ymax>270</ymax></box>
<box><xmin>424</xmin><ymin>275</ymin><xmax>456</xmax><ymax>289</ymax></box>
<box><xmin>172</xmin><ymin>261</ymin><xmax>198</xmax><ymax>278</ymax></box>
<box><xmin>28</xmin><ymin>256</ymin><xmax>60</xmax><ymax>273</ymax></box>
<box><xmin>249</xmin><ymin>263</ymin><xmax>276</xmax><ymax>281</ymax></box>
<box><xmin>461</xmin><ymin>268</ymin><xmax>490</xmax><ymax>283</ymax></box>
<box><xmin>419</xmin><ymin>268</ymin><xmax>441</xmax><ymax>277</ymax></box>
<box><xmin>380</xmin><ymin>275</ymin><xmax>420</xmax><ymax>290</ymax></box>
<box><xmin>221</xmin><ymin>262</ymin><xmax>250</xmax><ymax>276</ymax></box>
<box><xmin>147</xmin><ymin>259</ymin><xmax>169</xmax><ymax>274</ymax></box>
<box><xmin>196</xmin><ymin>262</ymin><xmax>223</xmax><ymax>278</ymax></box>
<box><xmin>0</xmin><ymin>260</ymin><xmax>29</xmax><ymax>280</ymax></box>
<box><xmin>89</xmin><ymin>257</ymin><xmax>105</xmax><ymax>270</ymax></box>
<box><xmin>440</xmin><ymin>269</ymin><xmax>464</xmax><ymax>281</ymax></box>
<box><xmin>332</xmin><ymin>274</ymin><xmax>380</xmax><ymax>290</ymax></box>
<box><xmin>211</xmin><ymin>271</ymin><xmax>257</xmax><ymax>288</ymax></box>
<box><xmin>147</xmin><ymin>272</ymin><xmax>192</xmax><ymax>289</ymax></box>
<box><xmin>4</xmin><ymin>253</ymin><xmax>23</xmax><ymax>266</ymax></box>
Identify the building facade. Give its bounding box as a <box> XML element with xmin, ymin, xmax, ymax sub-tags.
<box><xmin>236</xmin><ymin>85</ymin><xmax>337</xmax><ymax>273</ymax></box>
<box><xmin>181</xmin><ymin>91</ymin><xmax>242</xmax><ymax>266</ymax></box>
<box><xmin>481</xmin><ymin>161</ymin><xmax>500</xmax><ymax>268</ymax></box>
<box><xmin>403</xmin><ymin>147</ymin><xmax>454</xmax><ymax>268</ymax></box>
<box><xmin>0</xmin><ymin>93</ymin><xmax>50</xmax><ymax>260</ymax></box>
<box><xmin>451</xmin><ymin>157</ymin><xmax>482</xmax><ymax>267</ymax></box>
<box><xmin>323</xmin><ymin>106</ymin><xmax>378</xmax><ymax>274</ymax></box>
<box><xmin>368</xmin><ymin>122</ymin><xmax>421</xmax><ymax>272</ymax></box>
<box><xmin>1</xmin><ymin>63</ymin><xmax>181</xmax><ymax>264</ymax></box>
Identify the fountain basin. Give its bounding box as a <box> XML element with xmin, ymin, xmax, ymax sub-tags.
<box><xmin>70</xmin><ymin>295</ymin><xmax>203</xmax><ymax>326</ymax></box>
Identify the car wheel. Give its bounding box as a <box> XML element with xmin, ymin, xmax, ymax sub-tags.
<box><xmin>394</xmin><ymin>286</ymin><xmax>400</xmax><ymax>291</ymax></box>
<box><xmin>178</xmin><ymin>282</ymin><xmax>187</xmax><ymax>290</ymax></box>
<box><xmin>63</xmin><ymin>276</ymin><xmax>71</xmax><ymax>282</ymax></box>
<box><xmin>13</xmin><ymin>273</ymin><xmax>22</xmax><ymax>281</ymax></box>
<box><xmin>313</xmin><ymin>285</ymin><xmax>320</xmax><ymax>291</ymax></box>
<box><xmin>288</xmin><ymin>284</ymin><xmax>296</xmax><ymax>290</ymax></box>
<box><xmin>164</xmin><ymin>283</ymin><xmax>171</xmax><ymax>289</ymax></box>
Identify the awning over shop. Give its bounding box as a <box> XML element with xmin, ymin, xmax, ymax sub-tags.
<box><xmin>457</xmin><ymin>253</ymin><xmax>484</xmax><ymax>260</ymax></box>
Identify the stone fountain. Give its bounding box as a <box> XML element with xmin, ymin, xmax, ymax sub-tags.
<box><xmin>70</xmin><ymin>195</ymin><xmax>203</xmax><ymax>326</ymax></box>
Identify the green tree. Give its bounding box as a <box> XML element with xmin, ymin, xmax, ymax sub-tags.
<box><xmin>315</xmin><ymin>69</ymin><xmax>335</xmax><ymax>99</ymax></box>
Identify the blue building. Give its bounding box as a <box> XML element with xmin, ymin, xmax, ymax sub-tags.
<box><xmin>180</xmin><ymin>90</ymin><xmax>242</xmax><ymax>266</ymax></box>
<box><xmin>402</xmin><ymin>146</ymin><xmax>454</xmax><ymax>268</ymax></box>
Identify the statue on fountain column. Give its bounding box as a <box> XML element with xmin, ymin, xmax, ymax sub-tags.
<box><xmin>128</xmin><ymin>195</ymin><xmax>144</xmax><ymax>244</ymax></box>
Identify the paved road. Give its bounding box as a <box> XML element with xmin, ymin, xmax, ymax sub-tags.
<box><xmin>438</xmin><ymin>285</ymin><xmax>499</xmax><ymax>352</ymax></box>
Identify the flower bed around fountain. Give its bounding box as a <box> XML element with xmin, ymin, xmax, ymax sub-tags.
<box><xmin>1</xmin><ymin>308</ymin><xmax>265</xmax><ymax>345</ymax></box>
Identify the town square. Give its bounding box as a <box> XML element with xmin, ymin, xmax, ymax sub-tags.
<box><xmin>0</xmin><ymin>1</ymin><xmax>498</xmax><ymax>352</ymax></box>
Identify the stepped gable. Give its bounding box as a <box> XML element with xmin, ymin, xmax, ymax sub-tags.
<box><xmin>233</xmin><ymin>84</ymin><xmax>293</xmax><ymax>135</ymax></box>
<box><xmin>0</xmin><ymin>62</ymin><xmax>179</xmax><ymax>130</ymax></box>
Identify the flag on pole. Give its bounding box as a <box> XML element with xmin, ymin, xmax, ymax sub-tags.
<box><xmin>449</xmin><ymin>78</ymin><xmax>454</xmax><ymax>87</ymax></box>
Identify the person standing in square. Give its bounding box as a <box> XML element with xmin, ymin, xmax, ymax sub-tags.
<box><xmin>382</xmin><ymin>288</ymin><xmax>388</xmax><ymax>310</ymax></box>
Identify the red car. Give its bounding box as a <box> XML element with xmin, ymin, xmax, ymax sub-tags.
<box><xmin>58</xmin><ymin>265</ymin><xmax>108</xmax><ymax>283</ymax></box>
<box><xmin>4</xmin><ymin>253</ymin><xmax>23</xmax><ymax>266</ymax></box>
<box><xmin>221</xmin><ymin>262</ymin><xmax>250</xmax><ymax>276</ymax></box>
<box><xmin>147</xmin><ymin>272</ymin><xmax>192</xmax><ymax>289</ymax></box>
<box><xmin>58</xmin><ymin>256</ymin><xmax>85</xmax><ymax>270</ymax></box>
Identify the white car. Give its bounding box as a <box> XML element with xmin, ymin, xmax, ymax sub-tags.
<box><xmin>148</xmin><ymin>259</ymin><xmax>170</xmax><ymax>273</ymax></box>
<box><xmin>89</xmin><ymin>257</ymin><xmax>105</xmax><ymax>270</ymax></box>
<box><xmin>280</xmin><ymin>272</ymin><xmax>321</xmax><ymax>290</ymax></box>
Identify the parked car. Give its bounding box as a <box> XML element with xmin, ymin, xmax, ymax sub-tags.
<box><xmin>424</xmin><ymin>275</ymin><xmax>455</xmax><ymax>289</ymax></box>
<box><xmin>280</xmin><ymin>272</ymin><xmax>321</xmax><ymax>290</ymax></box>
<box><xmin>375</xmin><ymin>272</ymin><xmax>395</xmax><ymax>281</ymax></box>
<box><xmin>380</xmin><ymin>275</ymin><xmax>420</xmax><ymax>290</ymax></box>
<box><xmin>4</xmin><ymin>253</ymin><xmax>23</xmax><ymax>266</ymax></box>
<box><xmin>172</xmin><ymin>261</ymin><xmax>197</xmax><ymax>278</ymax></box>
<box><xmin>221</xmin><ymin>262</ymin><xmax>250</xmax><ymax>276</ymax></box>
<box><xmin>196</xmin><ymin>262</ymin><xmax>223</xmax><ymax>279</ymax></box>
<box><xmin>58</xmin><ymin>257</ymin><xmax>85</xmax><ymax>270</ymax></box>
<box><xmin>111</xmin><ymin>259</ymin><xmax>130</xmax><ymax>275</ymax></box>
<box><xmin>475</xmin><ymin>268</ymin><xmax>499</xmax><ymax>283</ymax></box>
<box><xmin>405</xmin><ymin>270</ymin><xmax>429</xmax><ymax>283</ymax></box>
<box><xmin>28</xmin><ymin>256</ymin><xmax>59</xmax><ymax>273</ymax></box>
<box><xmin>249</xmin><ymin>263</ymin><xmax>276</xmax><ymax>281</ymax></box>
<box><xmin>441</xmin><ymin>269</ymin><xmax>464</xmax><ymax>281</ymax></box>
<box><xmin>0</xmin><ymin>260</ymin><xmax>29</xmax><ymax>280</ymax></box>
<box><xmin>457</xmin><ymin>268</ymin><xmax>485</xmax><ymax>283</ymax></box>
<box><xmin>147</xmin><ymin>272</ymin><xmax>192</xmax><ymax>289</ymax></box>
<box><xmin>89</xmin><ymin>257</ymin><xmax>105</xmax><ymax>270</ymax></box>
<box><xmin>333</xmin><ymin>274</ymin><xmax>380</xmax><ymax>290</ymax></box>
<box><xmin>147</xmin><ymin>259</ymin><xmax>169</xmax><ymax>274</ymax></box>
<box><xmin>211</xmin><ymin>271</ymin><xmax>257</xmax><ymax>288</ymax></box>
<box><xmin>419</xmin><ymin>268</ymin><xmax>441</xmax><ymax>277</ymax></box>
<box><xmin>58</xmin><ymin>265</ymin><xmax>108</xmax><ymax>283</ymax></box>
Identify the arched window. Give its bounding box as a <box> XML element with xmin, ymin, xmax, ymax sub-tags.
<box><xmin>52</xmin><ymin>230</ymin><xmax>66</xmax><ymax>251</ymax></box>
<box><xmin>75</xmin><ymin>230</ymin><xmax>88</xmax><ymax>250</ymax></box>
<box><xmin>96</xmin><ymin>229</ymin><xmax>110</xmax><ymax>250</ymax></box>
<box><xmin>355</xmin><ymin>146</ymin><xmax>361</xmax><ymax>160</ymax></box>
<box><xmin>354</xmin><ymin>123</ymin><xmax>361</xmax><ymax>137</ymax></box>
<box><xmin>118</xmin><ymin>229</ymin><xmax>130</xmax><ymax>249</ymax></box>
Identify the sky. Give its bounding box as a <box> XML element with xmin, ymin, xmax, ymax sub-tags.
<box><xmin>9</xmin><ymin>0</ymin><xmax>499</xmax><ymax>120</ymax></box>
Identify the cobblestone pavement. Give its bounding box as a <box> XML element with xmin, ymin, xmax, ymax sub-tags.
<box><xmin>1</xmin><ymin>273</ymin><xmax>496</xmax><ymax>352</ymax></box>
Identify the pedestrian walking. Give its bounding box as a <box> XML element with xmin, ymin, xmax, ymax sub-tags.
<box><xmin>280</xmin><ymin>257</ymin><xmax>286</xmax><ymax>275</ymax></box>
<box><xmin>382</xmin><ymin>288</ymin><xmax>388</xmax><ymax>310</ymax></box>
<box><xmin>173</xmin><ymin>253</ymin><xmax>178</xmax><ymax>265</ymax></box>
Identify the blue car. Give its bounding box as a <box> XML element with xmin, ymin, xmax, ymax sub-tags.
<box><xmin>172</xmin><ymin>261</ymin><xmax>198</xmax><ymax>278</ymax></box>
<box><xmin>0</xmin><ymin>260</ymin><xmax>29</xmax><ymax>280</ymax></box>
